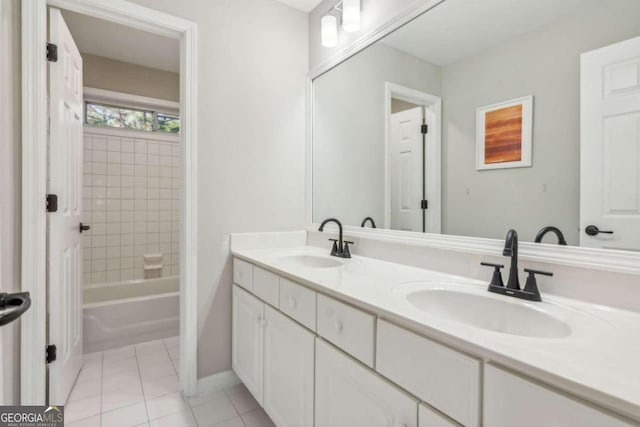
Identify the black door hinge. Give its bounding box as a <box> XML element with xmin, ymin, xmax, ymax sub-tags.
<box><xmin>46</xmin><ymin>345</ymin><xmax>57</xmax><ymax>364</ymax></box>
<box><xmin>421</xmin><ymin>200</ymin><xmax>429</xmax><ymax>210</ymax></box>
<box><xmin>46</xmin><ymin>194</ymin><xmax>58</xmax><ymax>212</ymax></box>
<box><xmin>421</xmin><ymin>124</ymin><xmax>428</xmax><ymax>134</ymax></box>
<box><xmin>46</xmin><ymin>43</ymin><xmax>58</xmax><ymax>62</ymax></box>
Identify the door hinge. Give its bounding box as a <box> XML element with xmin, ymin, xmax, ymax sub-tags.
<box><xmin>46</xmin><ymin>194</ymin><xmax>58</xmax><ymax>212</ymax></box>
<box><xmin>46</xmin><ymin>345</ymin><xmax>57</xmax><ymax>364</ymax></box>
<box><xmin>421</xmin><ymin>200</ymin><xmax>429</xmax><ymax>210</ymax></box>
<box><xmin>46</xmin><ymin>43</ymin><xmax>58</xmax><ymax>62</ymax></box>
<box><xmin>421</xmin><ymin>124</ymin><xmax>428</xmax><ymax>134</ymax></box>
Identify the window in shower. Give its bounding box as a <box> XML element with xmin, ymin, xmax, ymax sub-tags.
<box><xmin>86</xmin><ymin>101</ymin><xmax>181</xmax><ymax>134</ymax></box>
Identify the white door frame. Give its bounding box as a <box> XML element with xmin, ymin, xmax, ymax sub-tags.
<box><xmin>384</xmin><ymin>82</ymin><xmax>442</xmax><ymax>232</ymax></box>
<box><xmin>21</xmin><ymin>0</ymin><xmax>198</xmax><ymax>403</ymax></box>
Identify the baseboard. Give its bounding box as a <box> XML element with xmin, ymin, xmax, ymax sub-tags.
<box><xmin>196</xmin><ymin>370</ymin><xmax>241</xmax><ymax>395</ymax></box>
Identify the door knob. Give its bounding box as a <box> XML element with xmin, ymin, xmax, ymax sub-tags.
<box><xmin>585</xmin><ymin>225</ymin><xmax>613</xmax><ymax>236</ymax></box>
<box><xmin>79</xmin><ymin>223</ymin><xmax>91</xmax><ymax>233</ymax></box>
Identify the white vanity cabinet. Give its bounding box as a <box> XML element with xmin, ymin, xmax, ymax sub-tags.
<box><xmin>263</xmin><ymin>305</ymin><xmax>315</xmax><ymax>427</ymax></box>
<box><xmin>231</xmin><ymin>285</ymin><xmax>264</xmax><ymax>404</ymax></box>
<box><xmin>484</xmin><ymin>365</ymin><xmax>634</xmax><ymax>427</ymax></box>
<box><xmin>315</xmin><ymin>338</ymin><xmax>418</xmax><ymax>427</ymax></box>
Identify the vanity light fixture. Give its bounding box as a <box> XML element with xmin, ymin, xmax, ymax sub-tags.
<box><xmin>321</xmin><ymin>14</ymin><xmax>338</xmax><ymax>48</ymax></box>
<box><xmin>342</xmin><ymin>0</ymin><xmax>361</xmax><ymax>32</ymax></box>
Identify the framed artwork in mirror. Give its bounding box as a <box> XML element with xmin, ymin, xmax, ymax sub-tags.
<box><xmin>476</xmin><ymin>95</ymin><xmax>533</xmax><ymax>170</ymax></box>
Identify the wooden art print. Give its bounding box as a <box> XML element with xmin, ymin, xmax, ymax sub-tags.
<box><xmin>484</xmin><ymin>104</ymin><xmax>522</xmax><ymax>163</ymax></box>
<box><xmin>476</xmin><ymin>96</ymin><xmax>533</xmax><ymax>170</ymax></box>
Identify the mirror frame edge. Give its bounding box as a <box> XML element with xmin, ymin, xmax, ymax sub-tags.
<box><xmin>305</xmin><ymin>0</ymin><xmax>640</xmax><ymax>276</ymax></box>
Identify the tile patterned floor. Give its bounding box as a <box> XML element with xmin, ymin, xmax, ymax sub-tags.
<box><xmin>66</xmin><ymin>337</ymin><xmax>275</xmax><ymax>427</ymax></box>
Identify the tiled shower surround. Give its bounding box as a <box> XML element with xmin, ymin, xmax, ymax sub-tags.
<box><xmin>82</xmin><ymin>130</ymin><xmax>181</xmax><ymax>286</ymax></box>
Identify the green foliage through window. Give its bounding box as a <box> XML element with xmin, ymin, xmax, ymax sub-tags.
<box><xmin>85</xmin><ymin>102</ymin><xmax>180</xmax><ymax>134</ymax></box>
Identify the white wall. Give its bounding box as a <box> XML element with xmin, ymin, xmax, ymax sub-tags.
<box><xmin>0</xmin><ymin>0</ymin><xmax>21</xmax><ymax>405</ymax></box>
<box><xmin>313</xmin><ymin>43</ymin><xmax>440</xmax><ymax>226</ymax></box>
<box><xmin>127</xmin><ymin>0</ymin><xmax>308</xmax><ymax>378</ymax></box>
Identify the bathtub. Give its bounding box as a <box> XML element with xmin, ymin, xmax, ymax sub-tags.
<box><xmin>83</xmin><ymin>276</ymin><xmax>179</xmax><ymax>353</ymax></box>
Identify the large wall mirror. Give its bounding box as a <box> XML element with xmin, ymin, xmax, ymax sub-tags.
<box><xmin>312</xmin><ymin>0</ymin><xmax>640</xmax><ymax>252</ymax></box>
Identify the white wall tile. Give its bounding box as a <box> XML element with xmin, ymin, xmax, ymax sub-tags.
<box><xmin>83</xmin><ymin>132</ymin><xmax>181</xmax><ymax>287</ymax></box>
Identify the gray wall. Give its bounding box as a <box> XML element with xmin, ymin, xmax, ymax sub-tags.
<box><xmin>83</xmin><ymin>54</ymin><xmax>180</xmax><ymax>101</ymax></box>
<box><xmin>0</xmin><ymin>0</ymin><xmax>21</xmax><ymax>405</ymax></box>
<box><xmin>313</xmin><ymin>43</ymin><xmax>440</xmax><ymax>226</ymax></box>
<box><xmin>128</xmin><ymin>0</ymin><xmax>308</xmax><ymax>379</ymax></box>
<box><xmin>441</xmin><ymin>0</ymin><xmax>640</xmax><ymax>244</ymax></box>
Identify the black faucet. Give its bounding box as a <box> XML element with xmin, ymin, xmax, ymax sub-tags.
<box><xmin>318</xmin><ymin>218</ymin><xmax>353</xmax><ymax>258</ymax></box>
<box><xmin>503</xmin><ymin>229</ymin><xmax>520</xmax><ymax>290</ymax></box>
<box><xmin>361</xmin><ymin>217</ymin><xmax>376</xmax><ymax>228</ymax></box>
<box><xmin>534</xmin><ymin>226</ymin><xmax>567</xmax><ymax>245</ymax></box>
<box><xmin>481</xmin><ymin>229</ymin><xmax>552</xmax><ymax>302</ymax></box>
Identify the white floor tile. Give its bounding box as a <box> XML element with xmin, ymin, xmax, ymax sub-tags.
<box><xmin>66</xmin><ymin>414</ymin><xmax>101</xmax><ymax>427</ymax></box>
<box><xmin>139</xmin><ymin>359</ymin><xmax>176</xmax><ymax>382</ymax></box>
<box><xmin>191</xmin><ymin>393</ymin><xmax>239</xmax><ymax>427</ymax></box>
<box><xmin>84</xmin><ymin>351</ymin><xmax>103</xmax><ymax>362</ymax></box>
<box><xmin>103</xmin><ymin>369</ymin><xmax>143</xmax><ymax>393</ymax></box>
<box><xmin>185</xmin><ymin>390</ymin><xmax>227</xmax><ymax>409</ymax></box>
<box><xmin>149</xmin><ymin>409</ymin><xmax>197</xmax><ymax>427</ymax></box>
<box><xmin>241</xmin><ymin>408</ymin><xmax>275</xmax><ymax>427</ymax></box>
<box><xmin>65</xmin><ymin>394</ymin><xmax>102</xmax><ymax>423</ymax></box>
<box><xmin>69</xmin><ymin>378</ymin><xmax>102</xmax><ymax>402</ymax></box>
<box><xmin>137</xmin><ymin>351</ymin><xmax>172</xmax><ymax>365</ymax></box>
<box><xmin>146</xmin><ymin>392</ymin><xmax>188</xmax><ymax>421</ymax></box>
<box><xmin>167</xmin><ymin>345</ymin><xmax>180</xmax><ymax>361</ymax></box>
<box><xmin>102</xmin><ymin>382</ymin><xmax>144</xmax><ymax>413</ymax></box>
<box><xmin>226</xmin><ymin>385</ymin><xmax>259</xmax><ymax>415</ymax></box>
<box><xmin>172</xmin><ymin>358</ymin><xmax>181</xmax><ymax>375</ymax></box>
<box><xmin>143</xmin><ymin>374</ymin><xmax>180</xmax><ymax>400</ymax></box>
<box><xmin>103</xmin><ymin>356</ymin><xmax>139</xmax><ymax>375</ymax></box>
<box><xmin>103</xmin><ymin>345</ymin><xmax>136</xmax><ymax>362</ymax></box>
<box><xmin>163</xmin><ymin>336</ymin><xmax>179</xmax><ymax>349</ymax></box>
<box><xmin>101</xmin><ymin>402</ymin><xmax>148</xmax><ymax>427</ymax></box>
<box><xmin>212</xmin><ymin>418</ymin><xmax>246</xmax><ymax>427</ymax></box>
<box><xmin>136</xmin><ymin>339</ymin><xmax>166</xmax><ymax>356</ymax></box>
<box><xmin>77</xmin><ymin>364</ymin><xmax>102</xmax><ymax>384</ymax></box>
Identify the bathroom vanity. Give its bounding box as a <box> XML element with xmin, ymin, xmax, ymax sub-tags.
<box><xmin>231</xmin><ymin>243</ymin><xmax>640</xmax><ymax>427</ymax></box>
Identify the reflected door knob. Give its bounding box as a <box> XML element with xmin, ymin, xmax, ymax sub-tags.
<box><xmin>585</xmin><ymin>225</ymin><xmax>614</xmax><ymax>236</ymax></box>
<box><xmin>79</xmin><ymin>223</ymin><xmax>91</xmax><ymax>233</ymax></box>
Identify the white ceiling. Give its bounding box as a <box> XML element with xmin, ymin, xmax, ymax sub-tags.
<box><xmin>60</xmin><ymin>9</ymin><xmax>180</xmax><ymax>73</ymax></box>
<box><xmin>274</xmin><ymin>0</ymin><xmax>323</xmax><ymax>12</ymax></box>
<box><xmin>383</xmin><ymin>0</ymin><xmax>600</xmax><ymax>66</ymax></box>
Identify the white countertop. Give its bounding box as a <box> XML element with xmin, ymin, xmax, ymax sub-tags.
<box><xmin>232</xmin><ymin>245</ymin><xmax>640</xmax><ymax>422</ymax></box>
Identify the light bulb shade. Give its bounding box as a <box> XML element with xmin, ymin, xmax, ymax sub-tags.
<box><xmin>342</xmin><ymin>0</ymin><xmax>361</xmax><ymax>32</ymax></box>
<box><xmin>321</xmin><ymin>15</ymin><xmax>338</xmax><ymax>48</ymax></box>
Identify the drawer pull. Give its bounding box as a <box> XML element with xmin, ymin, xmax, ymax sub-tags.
<box><xmin>287</xmin><ymin>297</ymin><xmax>297</xmax><ymax>309</ymax></box>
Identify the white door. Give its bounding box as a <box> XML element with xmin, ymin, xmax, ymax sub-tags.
<box><xmin>390</xmin><ymin>107</ymin><xmax>425</xmax><ymax>232</ymax></box>
<box><xmin>581</xmin><ymin>36</ymin><xmax>640</xmax><ymax>250</ymax></box>
<box><xmin>315</xmin><ymin>339</ymin><xmax>417</xmax><ymax>427</ymax></box>
<box><xmin>48</xmin><ymin>8</ymin><xmax>84</xmax><ymax>405</ymax></box>
<box><xmin>263</xmin><ymin>306</ymin><xmax>314</xmax><ymax>427</ymax></box>
<box><xmin>232</xmin><ymin>285</ymin><xmax>264</xmax><ymax>404</ymax></box>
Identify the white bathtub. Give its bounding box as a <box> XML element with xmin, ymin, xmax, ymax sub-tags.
<box><xmin>83</xmin><ymin>276</ymin><xmax>179</xmax><ymax>353</ymax></box>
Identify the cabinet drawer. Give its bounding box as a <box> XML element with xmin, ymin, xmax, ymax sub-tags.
<box><xmin>376</xmin><ymin>320</ymin><xmax>480</xmax><ymax>427</ymax></box>
<box><xmin>484</xmin><ymin>365</ymin><xmax>634</xmax><ymax>427</ymax></box>
<box><xmin>233</xmin><ymin>258</ymin><xmax>253</xmax><ymax>291</ymax></box>
<box><xmin>316</xmin><ymin>294</ymin><xmax>375</xmax><ymax>367</ymax></box>
<box><xmin>315</xmin><ymin>339</ymin><xmax>418</xmax><ymax>427</ymax></box>
<box><xmin>279</xmin><ymin>278</ymin><xmax>317</xmax><ymax>331</ymax></box>
<box><xmin>420</xmin><ymin>404</ymin><xmax>459</xmax><ymax>427</ymax></box>
<box><xmin>253</xmin><ymin>266</ymin><xmax>279</xmax><ymax>306</ymax></box>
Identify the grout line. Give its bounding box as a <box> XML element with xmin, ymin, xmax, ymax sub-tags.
<box><xmin>133</xmin><ymin>345</ymin><xmax>151</xmax><ymax>425</ymax></box>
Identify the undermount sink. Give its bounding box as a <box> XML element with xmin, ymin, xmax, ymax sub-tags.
<box><xmin>405</xmin><ymin>287</ymin><xmax>572</xmax><ymax>338</ymax></box>
<box><xmin>276</xmin><ymin>254</ymin><xmax>343</xmax><ymax>269</ymax></box>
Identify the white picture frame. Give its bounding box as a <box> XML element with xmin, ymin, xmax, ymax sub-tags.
<box><xmin>476</xmin><ymin>95</ymin><xmax>533</xmax><ymax>170</ymax></box>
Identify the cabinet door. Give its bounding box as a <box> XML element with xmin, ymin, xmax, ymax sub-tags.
<box><xmin>263</xmin><ymin>306</ymin><xmax>315</xmax><ymax>427</ymax></box>
<box><xmin>315</xmin><ymin>339</ymin><xmax>417</xmax><ymax>427</ymax></box>
<box><xmin>232</xmin><ymin>285</ymin><xmax>264</xmax><ymax>404</ymax></box>
<box><xmin>484</xmin><ymin>365</ymin><xmax>634</xmax><ymax>427</ymax></box>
